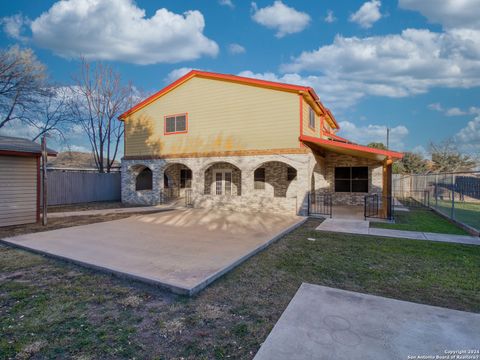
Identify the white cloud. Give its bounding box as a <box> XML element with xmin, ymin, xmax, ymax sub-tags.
<box><xmin>0</xmin><ymin>119</ymin><xmax>39</xmax><ymax>140</ymax></box>
<box><xmin>251</xmin><ymin>1</ymin><xmax>310</xmax><ymax>38</ymax></box>
<box><xmin>14</xmin><ymin>0</ymin><xmax>218</xmax><ymax>65</ymax></box>
<box><xmin>228</xmin><ymin>43</ymin><xmax>246</xmax><ymax>54</ymax></box>
<box><xmin>349</xmin><ymin>0</ymin><xmax>382</xmax><ymax>29</ymax></box>
<box><xmin>219</xmin><ymin>0</ymin><xmax>234</xmax><ymax>9</ymax></box>
<box><xmin>164</xmin><ymin>67</ymin><xmax>194</xmax><ymax>83</ymax></box>
<box><xmin>1</xmin><ymin>14</ymin><xmax>30</xmax><ymax>41</ymax></box>
<box><xmin>428</xmin><ymin>103</ymin><xmax>480</xmax><ymax>117</ymax></box>
<box><xmin>237</xmin><ymin>70</ymin><xmax>371</xmax><ymax>109</ymax></box>
<box><xmin>324</xmin><ymin>10</ymin><xmax>336</xmax><ymax>24</ymax></box>
<box><xmin>281</xmin><ymin>28</ymin><xmax>480</xmax><ymax>102</ymax></box>
<box><xmin>428</xmin><ymin>103</ymin><xmax>444</xmax><ymax>112</ymax></box>
<box><xmin>412</xmin><ymin>145</ymin><xmax>429</xmax><ymax>158</ymax></box>
<box><xmin>338</xmin><ymin>121</ymin><xmax>409</xmax><ymax>150</ymax></box>
<box><xmin>399</xmin><ymin>0</ymin><xmax>480</xmax><ymax>30</ymax></box>
<box><xmin>445</xmin><ymin>107</ymin><xmax>467</xmax><ymax>116</ymax></box>
<box><xmin>455</xmin><ymin>114</ymin><xmax>480</xmax><ymax>154</ymax></box>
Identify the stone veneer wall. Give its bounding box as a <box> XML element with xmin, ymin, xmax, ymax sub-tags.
<box><xmin>204</xmin><ymin>162</ymin><xmax>242</xmax><ymax>196</ymax></box>
<box><xmin>121</xmin><ymin>151</ymin><xmax>385</xmax><ymax>212</ymax></box>
<box><xmin>311</xmin><ymin>152</ymin><xmax>383</xmax><ymax>206</ymax></box>
<box><xmin>122</xmin><ymin>152</ymin><xmax>314</xmax><ymax>215</ymax></box>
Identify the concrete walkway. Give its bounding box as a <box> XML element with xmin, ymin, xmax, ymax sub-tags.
<box><xmin>254</xmin><ymin>283</ymin><xmax>480</xmax><ymax>360</ymax></box>
<box><xmin>48</xmin><ymin>204</ymin><xmax>175</xmax><ymax>218</ymax></box>
<box><xmin>316</xmin><ymin>219</ymin><xmax>479</xmax><ymax>245</ymax></box>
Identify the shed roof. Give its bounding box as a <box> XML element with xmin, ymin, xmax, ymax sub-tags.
<box><xmin>0</xmin><ymin>135</ymin><xmax>57</xmax><ymax>156</ymax></box>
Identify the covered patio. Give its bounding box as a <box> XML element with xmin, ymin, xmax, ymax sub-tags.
<box><xmin>300</xmin><ymin>135</ymin><xmax>403</xmax><ymax>220</ymax></box>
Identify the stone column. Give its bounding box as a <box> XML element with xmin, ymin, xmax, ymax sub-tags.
<box><xmin>296</xmin><ymin>157</ymin><xmax>312</xmax><ymax>216</ymax></box>
<box><xmin>152</xmin><ymin>162</ymin><xmax>163</xmax><ymax>204</ymax></box>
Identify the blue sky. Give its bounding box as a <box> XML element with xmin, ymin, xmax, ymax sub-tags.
<box><xmin>1</xmin><ymin>0</ymin><xmax>479</xmax><ymax>157</ymax></box>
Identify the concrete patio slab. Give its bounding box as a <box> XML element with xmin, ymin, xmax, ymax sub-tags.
<box><xmin>1</xmin><ymin>208</ymin><xmax>305</xmax><ymax>295</ymax></box>
<box><xmin>254</xmin><ymin>283</ymin><xmax>480</xmax><ymax>360</ymax></box>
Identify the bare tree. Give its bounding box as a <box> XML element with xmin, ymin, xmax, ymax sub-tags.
<box><xmin>27</xmin><ymin>86</ymin><xmax>73</xmax><ymax>142</ymax></box>
<box><xmin>0</xmin><ymin>46</ymin><xmax>47</xmax><ymax>129</ymax></box>
<box><xmin>429</xmin><ymin>138</ymin><xmax>477</xmax><ymax>172</ymax></box>
<box><xmin>70</xmin><ymin>59</ymin><xmax>133</xmax><ymax>173</ymax></box>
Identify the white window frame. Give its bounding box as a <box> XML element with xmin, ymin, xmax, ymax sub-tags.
<box><xmin>309</xmin><ymin>108</ymin><xmax>315</xmax><ymax>129</ymax></box>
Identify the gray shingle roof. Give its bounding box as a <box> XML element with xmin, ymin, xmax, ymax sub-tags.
<box><xmin>0</xmin><ymin>135</ymin><xmax>57</xmax><ymax>155</ymax></box>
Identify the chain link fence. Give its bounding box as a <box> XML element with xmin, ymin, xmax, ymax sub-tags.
<box><xmin>393</xmin><ymin>171</ymin><xmax>480</xmax><ymax>233</ymax></box>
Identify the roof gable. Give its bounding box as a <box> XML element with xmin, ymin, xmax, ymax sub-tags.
<box><xmin>118</xmin><ymin>70</ymin><xmax>339</xmax><ymax>129</ymax></box>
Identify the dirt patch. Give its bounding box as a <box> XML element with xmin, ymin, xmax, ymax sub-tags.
<box><xmin>0</xmin><ymin>212</ymin><xmax>157</xmax><ymax>239</ymax></box>
<box><xmin>48</xmin><ymin>201</ymin><xmax>144</xmax><ymax>213</ymax></box>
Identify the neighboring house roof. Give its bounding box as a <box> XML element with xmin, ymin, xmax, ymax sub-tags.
<box><xmin>300</xmin><ymin>135</ymin><xmax>403</xmax><ymax>161</ymax></box>
<box><xmin>118</xmin><ymin>70</ymin><xmax>340</xmax><ymax>129</ymax></box>
<box><xmin>0</xmin><ymin>135</ymin><xmax>57</xmax><ymax>156</ymax></box>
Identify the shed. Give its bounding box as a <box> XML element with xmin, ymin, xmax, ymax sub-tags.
<box><xmin>0</xmin><ymin>135</ymin><xmax>57</xmax><ymax>227</ymax></box>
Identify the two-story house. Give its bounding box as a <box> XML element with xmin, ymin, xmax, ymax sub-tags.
<box><xmin>119</xmin><ymin>70</ymin><xmax>402</xmax><ymax>217</ymax></box>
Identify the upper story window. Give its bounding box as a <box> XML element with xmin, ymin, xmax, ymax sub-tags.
<box><xmin>309</xmin><ymin>107</ymin><xmax>315</xmax><ymax>129</ymax></box>
<box><xmin>164</xmin><ymin>113</ymin><xmax>188</xmax><ymax>134</ymax></box>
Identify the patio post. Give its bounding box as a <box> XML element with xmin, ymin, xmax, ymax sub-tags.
<box><xmin>382</xmin><ymin>157</ymin><xmax>393</xmax><ymax>220</ymax></box>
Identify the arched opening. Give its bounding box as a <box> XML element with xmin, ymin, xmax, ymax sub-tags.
<box><xmin>135</xmin><ymin>166</ymin><xmax>153</xmax><ymax>191</ymax></box>
<box><xmin>204</xmin><ymin>162</ymin><xmax>241</xmax><ymax>196</ymax></box>
<box><xmin>252</xmin><ymin>161</ymin><xmax>297</xmax><ymax>198</ymax></box>
<box><xmin>163</xmin><ymin>163</ymin><xmax>193</xmax><ymax>199</ymax></box>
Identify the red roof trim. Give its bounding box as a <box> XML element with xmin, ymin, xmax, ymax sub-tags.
<box><xmin>119</xmin><ymin>71</ymin><xmax>196</xmax><ymax>120</ymax></box>
<box><xmin>118</xmin><ymin>70</ymin><xmax>338</xmax><ymax>129</ymax></box>
<box><xmin>300</xmin><ymin>135</ymin><xmax>403</xmax><ymax>159</ymax></box>
<box><xmin>194</xmin><ymin>70</ymin><xmax>310</xmax><ymax>92</ymax></box>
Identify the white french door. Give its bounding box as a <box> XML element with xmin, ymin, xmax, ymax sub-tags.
<box><xmin>213</xmin><ymin>170</ymin><xmax>233</xmax><ymax>195</ymax></box>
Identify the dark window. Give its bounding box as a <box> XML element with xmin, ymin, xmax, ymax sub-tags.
<box><xmin>254</xmin><ymin>168</ymin><xmax>265</xmax><ymax>190</ymax></box>
<box><xmin>180</xmin><ymin>169</ymin><xmax>192</xmax><ymax>188</ymax></box>
<box><xmin>287</xmin><ymin>166</ymin><xmax>297</xmax><ymax>181</ymax></box>
<box><xmin>334</xmin><ymin>166</ymin><xmax>368</xmax><ymax>193</ymax></box>
<box><xmin>309</xmin><ymin>108</ymin><xmax>315</xmax><ymax>129</ymax></box>
<box><xmin>164</xmin><ymin>173</ymin><xmax>169</xmax><ymax>188</ymax></box>
<box><xmin>136</xmin><ymin>167</ymin><xmax>153</xmax><ymax>191</ymax></box>
<box><xmin>165</xmin><ymin>114</ymin><xmax>187</xmax><ymax>134</ymax></box>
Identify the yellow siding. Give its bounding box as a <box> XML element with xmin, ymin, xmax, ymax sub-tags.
<box><xmin>302</xmin><ymin>100</ymin><xmax>321</xmax><ymax>138</ymax></box>
<box><xmin>125</xmin><ymin>77</ymin><xmax>300</xmax><ymax>157</ymax></box>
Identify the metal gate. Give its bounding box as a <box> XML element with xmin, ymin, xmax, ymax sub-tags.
<box><xmin>185</xmin><ymin>189</ymin><xmax>193</xmax><ymax>207</ymax></box>
<box><xmin>308</xmin><ymin>192</ymin><xmax>332</xmax><ymax>217</ymax></box>
<box><xmin>364</xmin><ymin>194</ymin><xmax>394</xmax><ymax>220</ymax></box>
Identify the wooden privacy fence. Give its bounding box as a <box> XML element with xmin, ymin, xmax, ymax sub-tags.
<box><xmin>44</xmin><ymin>169</ymin><xmax>121</xmax><ymax>205</ymax></box>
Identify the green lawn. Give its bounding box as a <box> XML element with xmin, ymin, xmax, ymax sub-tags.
<box><xmin>371</xmin><ymin>209</ymin><xmax>468</xmax><ymax>235</ymax></box>
<box><xmin>433</xmin><ymin>200</ymin><xmax>480</xmax><ymax>231</ymax></box>
<box><xmin>1</xmin><ymin>219</ymin><xmax>479</xmax><ymax>359</ymax></box>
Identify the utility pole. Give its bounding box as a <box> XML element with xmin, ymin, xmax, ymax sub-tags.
<box><xmin>386</xmin><ymin>127</ymin><xmax>390</xmax><ymax>150</ymax></box>
<box><xmin>41</xmin><ymin>136</ymin><xmax>48</xmax><ymax>226</ymax></box>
